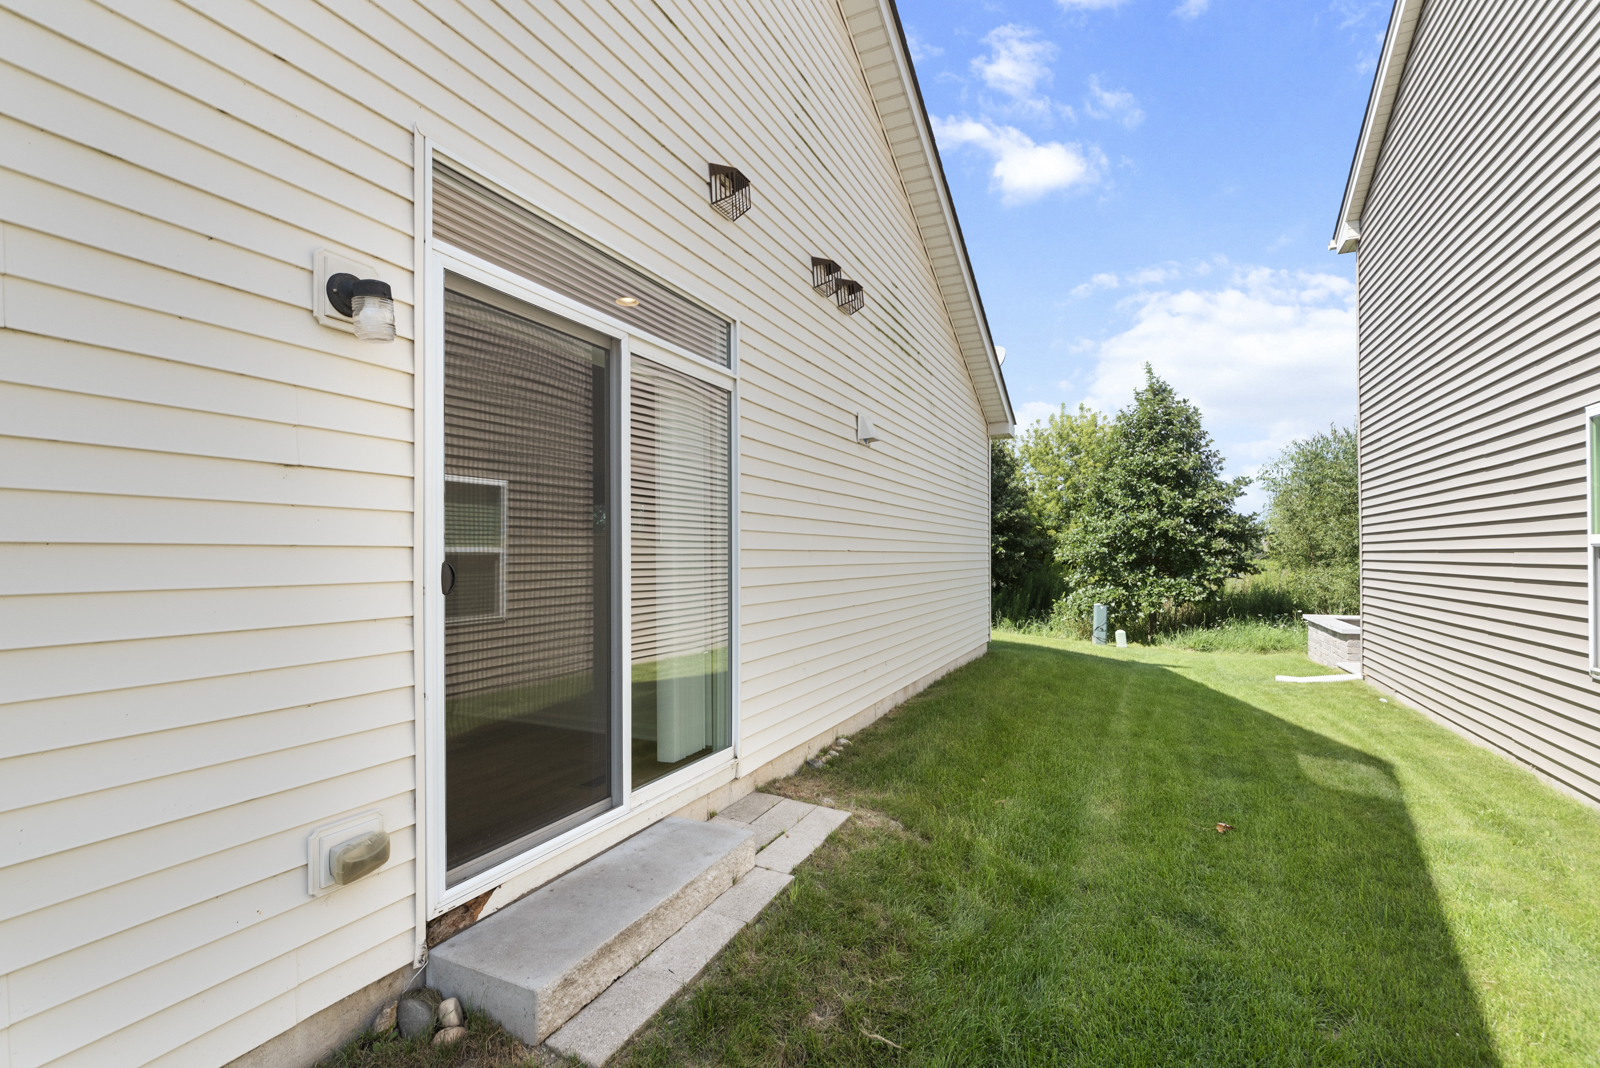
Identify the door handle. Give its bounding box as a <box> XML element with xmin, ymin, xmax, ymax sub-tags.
<box><xmin>441</xmin><ymin>560</ymin><xmax>457</xmax><ymax>595</ymax></box>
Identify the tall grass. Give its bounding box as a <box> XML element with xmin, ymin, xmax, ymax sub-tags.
<box><xmin>1152</xmin><ymin>617</ymin><xmax>1306</xmax><ymax>653</ymax></box>
<box><xmin>992</xmin><ymin>563</ymin><xmax>1358</xmax><ymax>648</ymax></box>
<box><xmin>990</xmin><ymin>567</ymin><xmax>1067</xmax><ymax>624</ymax></box>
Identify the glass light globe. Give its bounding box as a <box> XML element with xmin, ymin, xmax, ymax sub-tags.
<box><xmin>350</xmin><ymin>279</ymin><xmax>395</xmax><ymax>343</ymax></box>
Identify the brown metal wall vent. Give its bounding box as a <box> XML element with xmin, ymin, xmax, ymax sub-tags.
<box><xmin>811</xmin><ymin>257</ymin><xmax>841</xmax><ymax>295</ymax></box>
<box><xmin>812</xmin><ymin>258</ymin><xmax>864</xmax><ymax>314</ymax></box>
<box><xmin>709</xmin><ymin>164</ymin><xmax>751</xmax><ymax>221</ymax></box>
<box><xmin>834</xmin><ymin>279</ymin><xmax>865</xmax><ymax>315</ymax></box>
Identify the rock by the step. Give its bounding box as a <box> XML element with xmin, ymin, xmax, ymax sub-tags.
<box><xmin>371</xmin><ymin>999</ymin><xmax>398</xmax><ymax>1034</ymax></box>
<box><xmin>433</xmin><ymin>1026</ymin><xmax>467</xmax><ymax>1047</ymax></box>
<box><xmin>429</xmin><ymin>817</ymin><xmax>755</xmax><ymax>1044</ymax></box>
<box><xmin>439</xmin><ymin>997</ymin><xmax>464</xmax><ymax>1029</ymax></box>
<box><xmin>397</xmin><ymin>996</ymin><xmax>436</xmax><ymax>1039</ymax></box>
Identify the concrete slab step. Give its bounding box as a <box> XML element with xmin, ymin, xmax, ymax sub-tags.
<box><xmin>428</xmin><ymin>817</ymin><xmax>755</xmax><ymax>1044</ymax></box>
<box><xmin>547</xmin><ymin>797</ymin><xmax>852</xmax><ymax>1066</ymax></box>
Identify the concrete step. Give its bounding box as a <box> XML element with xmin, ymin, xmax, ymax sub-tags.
<box><xmin>546</xmin><ymin>796</ymin><xmax>852</xmax><ymax>1066</ymax></box>
<box><xmin>427</xmin><ymin>817</ymin><xmax>755</xmax><ymax>1044</ymax></box>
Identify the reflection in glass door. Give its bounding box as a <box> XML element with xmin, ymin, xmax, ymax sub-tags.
<box><xmin>442</xmin><ymin>273</ymin><xmax>614</xmax><ymax>885</ymax></box>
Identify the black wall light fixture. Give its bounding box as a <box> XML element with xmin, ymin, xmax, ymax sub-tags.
<box><xmin>709</xmin><ymin>164</ymin><xmax>751</xmax><ymax>221</ymax></box>
<box><xmin>812</xmin><ymin>257</ymin><xmax>864</xmax><ymax>315</ymax></box>
<box><xmin>326</xmin><ymin>273</ymin><xmax>396</xmax><ymax>343</ymax></box>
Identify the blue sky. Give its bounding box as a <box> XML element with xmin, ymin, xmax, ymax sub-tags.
<box><xmin>902</xmin><ymin>0</ymin><xmax>1388</xmax><ymax>506</ymax></box>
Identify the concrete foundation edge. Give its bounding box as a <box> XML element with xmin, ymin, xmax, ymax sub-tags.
<box><xmin>223</xmin><ymin>961</ymin><xmax>421</xmax><ymax>1068</ymax></box>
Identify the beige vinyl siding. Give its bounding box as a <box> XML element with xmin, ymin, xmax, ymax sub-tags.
<box><xmin>1355</xmin><ymin>0</ymin><xmax>1600</xmax><ymax>806</ymax></box>
<box><xmin>0</xmin><ymin>0</ymin><xmax>989</xmax><ymax>1061</ymax></box>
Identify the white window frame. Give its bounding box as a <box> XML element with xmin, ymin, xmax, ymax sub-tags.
<box><xmin>416</xmin><ymin>141</ymin><xmax>742</xmax><ymax>918</ymax></box>
<box><xmin>1588</xmin><ymin>403</ymin><xmax>1600</xmax><ymax>680</ymax></box>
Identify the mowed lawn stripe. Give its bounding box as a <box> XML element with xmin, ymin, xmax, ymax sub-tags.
<box><xmin>616</xmin><ymin>636</ymin><xmax>1600</xmax><ymax>1067</ymax></box>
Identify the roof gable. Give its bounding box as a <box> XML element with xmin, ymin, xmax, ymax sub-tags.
<box><xmin>1330</xmin><ymin>0</ymin><xmax>1427</xmax><ymax>254</ymax></box>
<box><xmin>838</xmin><ymin>0</ymin><xmax>1016</xmax><ymax>436</ymax></box>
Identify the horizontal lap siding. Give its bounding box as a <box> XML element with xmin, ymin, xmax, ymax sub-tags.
<box><xmin>1357</xmin><ymin>0</ymin><xmax>1600</xmax><ymax>806</ymax></box>
<box><xmin>0</xmin><ymin>0</ymin><xmax>424</xmax><ymax>1061</ymax></box>
<box><xmin>0</xmin><ymin>0</ymin><xmax>987</xmax><ymax>1060</ymax></box>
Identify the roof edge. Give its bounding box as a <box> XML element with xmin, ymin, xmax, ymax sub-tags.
<box><xmin>1330</xmin><ymin>0</ymin><xmax>1427</xmax><ymax>254</ymax></box>
<box><xmin>839</xmin><ymin>0</ymin><xmax>1016</xmax><ymax>434</ymax></box>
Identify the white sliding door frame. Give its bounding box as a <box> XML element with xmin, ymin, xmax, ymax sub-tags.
<box><xmin>416</xmin><ymin>148</ymin><xmax>741</xmax><ymax>920</ymax></box>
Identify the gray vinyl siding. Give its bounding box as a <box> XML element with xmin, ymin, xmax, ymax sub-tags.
<box><xmin>1356</xmin><ymin>0</ymin><xmax>1600</xmax><ymax>805</ymax></box>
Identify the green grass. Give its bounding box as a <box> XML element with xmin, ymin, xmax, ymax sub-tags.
<box><xmin>615</xmin><ymin>636</ymin><xmax>1600</xmax><ymax>1067</ymax></box>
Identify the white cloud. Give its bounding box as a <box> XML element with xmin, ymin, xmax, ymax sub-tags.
<box><xmin>1125</xmin><ymin>263</ymin><xmax>1181</xmax><ymax>285</ymax></box>
<box><xmin>1075</xmin><ymin>267</ymin><xmax>1357</xmax><ymax>500</ymax></box>
<box><xmin>1084</xmin><ymin>75</ymin><xmax>1144</xmax><ymax>128</ymax></box>
<box><xmin>933</xmin><ymin>117</ymin><xmax>1102</xmax><ymax>204</ymax></box>
<box><xmin>1173</xmin><ymin>0</ymin><xmax>1208</xmax><ymax>17</ymax></box>
<box><xmin>904</xmin><ymin>26</ymin><xmax>943</xmax><ymax>62</ymax></box>
<box><xmin>972</xmin><ymin>25</ymin><xmax>1056</xmax><ymax>100</ymax></box>
<box><xmin>1015</xmin><ymin>400</ymin><xmax>1061</xmax><ymax>430</ymax></box>
<box><xmin>1072</xmin><ymin>272</ymin><xmax>1120</xmax><ymax>298</ymax></box>
<box><xmin>1070</xmin><ymin>260</ymin><xmax>1188</xmax><ymax>297</ymax></box>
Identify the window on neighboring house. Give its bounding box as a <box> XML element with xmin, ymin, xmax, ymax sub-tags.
<box><xmin>1589</xmin><ymin>405</ymin><xmax>1600</xmax><ymax>677</ymax></box>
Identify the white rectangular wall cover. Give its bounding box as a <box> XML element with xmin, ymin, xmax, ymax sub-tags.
<box><xmin>857</xmin><ymin>412</ymin><xmax>879</xmax><ymax>444</ymax></box>
<box><xmin>313</xmin><ymin>248</ymin><xmax>379</xmax><ymax>331</ymax></box>
<box><xmin>307</xmin><ymin>812</ymin><xmax>385</xmax><ymax>896</ymax></box>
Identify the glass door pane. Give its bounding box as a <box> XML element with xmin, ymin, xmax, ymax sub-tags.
<box><xmin>443</xmin><ymin>274</ymin><xmax>614</xmax><ymax>885</ymax></box>
<box><xmin>630</xmin><ymin>357</ymin><xmax>732</xmax><ymax>788</ymax></box>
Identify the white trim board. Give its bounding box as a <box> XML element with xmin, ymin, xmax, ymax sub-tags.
<box><xmin>1329</xmin><ymin>0</ymin><xmax>1428</xmax><ymax>254</ymax></box>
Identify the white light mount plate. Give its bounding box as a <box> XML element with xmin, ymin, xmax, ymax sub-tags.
<box><xmin>308</xmin><ymin>811</ymin><xmax>385</xmax><ymax>896</ymax></box>
<box><xmin>313</xmin><ymin>248</ymin><xmax>379</xmax><ymax>332</ymax></box>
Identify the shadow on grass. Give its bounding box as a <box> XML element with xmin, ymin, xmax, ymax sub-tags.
<box><xmin>619</xmin><ymin>638</ymin><xmax>1499</xmax><ymax>1067</ymax></box>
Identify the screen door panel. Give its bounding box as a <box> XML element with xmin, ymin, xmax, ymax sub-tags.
<box><xmin>443</xmin><ymin>276</ymin><xmax>612</xmax><ymax>884</ymax></box>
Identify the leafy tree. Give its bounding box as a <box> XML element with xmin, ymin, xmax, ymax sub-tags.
<box><xmin>1259</xmin><ymin>426</ymin><xmax>1359</xmax><ymax>569</ymax></box>
<box><xmin>1017</xmin><ymin>403</ymin><xmax>1113</xmax><ymax>541</ymax></box>
<box><xmin>990</xmin><ymin>439</ymin><xmax>1051</xmax><ymax>589</ymax></box>
<box><xmin>1060</xmin><ymin>366</ymin><xmax>1263</xmax><ymax>633</ymax></box>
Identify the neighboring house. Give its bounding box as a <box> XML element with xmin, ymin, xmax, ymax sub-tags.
<box><xmin>0</xmin><ymin>0</ymin><xmax>1012</xmax><ymax>1063</ymax></box>
<box><xmin>1331</xmin><ymin>0</ymin><xmax>1599</xmax><ymax>807</ymax></box>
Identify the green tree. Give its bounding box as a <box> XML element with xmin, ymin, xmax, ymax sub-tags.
<box><xmin>1060</xmin><ymin>366</ymin><xmax>1263</xmax><ymax>634</ymax></box>
<box><xmin>990</xmin><ymin>439</ymin><xmax>1051</xmax><ymax>589</ymax></box>
<box><xmin>1259</xmin><ymin>425</ymin><xmax>1359</xmax><ymax>568</ymax></box>
<box><xmin>1017</xmin><ymin>403</ymin><xmax>1113</xmax><ymax>540</ymax></box>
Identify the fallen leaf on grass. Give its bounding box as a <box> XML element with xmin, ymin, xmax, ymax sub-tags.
<box><xmin>861</xmin><ymin>1027</ymin><xmax>904</xmax><ymax>1050</ymax></box>
<box><xmin>1216</xmin><ymin>823</ymin><xmax>1235</xmax><ymax>834</ymax></box>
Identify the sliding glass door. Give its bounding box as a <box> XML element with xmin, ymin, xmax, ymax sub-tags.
<box><xmin>441</xmin><ymin>273</ymin><xmax>616</xmax><ymax>886</ymax></box>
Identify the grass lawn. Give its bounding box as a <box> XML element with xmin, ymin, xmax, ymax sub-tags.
<box><xmin>614</xmin><ymin>635</ymin><xmax>1600</xmax><ymax>1067</ymax></box>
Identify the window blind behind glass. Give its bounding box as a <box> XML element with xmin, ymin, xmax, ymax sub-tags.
<box><xmin>433</xmin><ymin>163</ymin><xmax>732</xmax><ymax>367</ymax></box>
<box><xmin>630</xmin><ymin>356</ymin><xmax>732</xmax><ymax>777</ymax></box>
